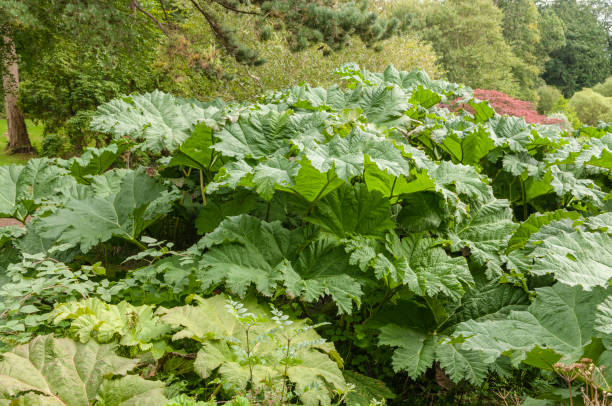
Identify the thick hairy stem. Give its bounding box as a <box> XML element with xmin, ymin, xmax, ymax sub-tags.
<box><xmin>245</xmin><ymin>326</ymin><xmax>254</xmax><ymax>394</ymax></box>
<box><xmin>280</xmin><ymin>336</ymin><xmax>291</xmax><ymax>403</ymax></box>
<box><xmin>200</xmin><ymin>170</ymin><xmax>207</xmax><ymax>206</ymax></box>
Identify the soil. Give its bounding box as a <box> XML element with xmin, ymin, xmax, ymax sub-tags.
<box><xmin>0</xmin><ymin>217</ymin><xmax>28</xmax><ymax>228</ymax></box>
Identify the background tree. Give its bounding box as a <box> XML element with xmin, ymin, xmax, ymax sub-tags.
<box><xmin>496</xmin><ymin>0</ymin><xmax>543</xmax><ymax>101</ymax></box>
<box><xmin>2</xmin><ymin>0</ymin><xmax>406</xmax><ymax>153</ymax></box>
<box><xmin>411</xmin><ymin>0</ymin><xmax>521</xmax><ymax>96</ymax></box>
<box><xmin>1</xmin><ymin>0</ymin><xmax>156</xmax><ymax>152</ymax></box>
<box><xmin>541</xmin><ymin>0</ymin><xmax>612</xmax><ymax>97</ymax></box>
<box><xmin>537</xmin><ymin>8</ymin><xmax>566</xmax><ymax>58</ymax></box>
<box><xmin>0</xmin><ymin>1</ymin><xmax>35</xmax><ymax>152</ymax></box>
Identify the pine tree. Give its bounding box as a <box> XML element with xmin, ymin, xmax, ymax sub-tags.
<box><xmin>1</xmin><ymin>0</ymin><xmax>404</xmax><ymax>151</ymax></box>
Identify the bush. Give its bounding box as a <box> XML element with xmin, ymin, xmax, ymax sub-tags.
<box><xmin>593</xmin><ymin>76</ymin><xmax>612</xmax><ymax>97</ymax></box>
<box><xmin>568</xmin><ymin>88</ymin><xmax>612</xmax><ymax>125</ymax></box>
<box><xmin>40</xmin><ymin>133</ymin><xmax>70</xmax><ymax>158</ymax></box>
<box><xmin>458</xmin><ymin>89</ymin><xmax>564</xmax><ymax>125</ymax></box>
<box><xmin>550</xmin><ymin>97</ymin><xmax>582</xmax><ymax>129</ymax></box>
<box><xmin>537</xmin><ymin>85</ymin><xmax>563</xmax><ymax>114</ymax></box>
<box><xmin>65</xmin><ymin>110</ymin><xmax>109</xmax><ymax>152</ymax></box>
<box><xmin>547</xmin><ymin>112</ymin><xmax>572</xmax><ymax>132</ymax></box>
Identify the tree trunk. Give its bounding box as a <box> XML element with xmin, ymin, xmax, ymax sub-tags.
<box><xmin>2</xmin><ymin>35</ymin><xmax>32</xmax><ymax>154</ymax></box>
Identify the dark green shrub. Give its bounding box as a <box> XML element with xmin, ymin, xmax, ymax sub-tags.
<box><xmin>40</xmin><ymin>133</ymin><xmax>70</xmax><ymax>158</ymax></box>
<box><xmin>65</xmin><ymin>110</ymin><xmax>109</xmax><ymax>152</ymax></box>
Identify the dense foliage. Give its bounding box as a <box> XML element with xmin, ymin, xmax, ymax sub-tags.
<box><xmin>541</xmin><ymin>0</ymin><xmax>612</xmax><ymax>97</ymax></box>
<box><xmin>0</xmin><ymin>65</ymin><xmax>611</xmax><ymax>405</ymax></box>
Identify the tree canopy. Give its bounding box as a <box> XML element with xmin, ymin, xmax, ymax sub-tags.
<box><xmin>541</xmin><ymin>0</ymin><xmax>612</xmax><ymax>96</ymax></box>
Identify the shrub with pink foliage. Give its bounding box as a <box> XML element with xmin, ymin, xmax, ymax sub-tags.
<box><xmin>444</xmin><ymin>89</ymin><xmax>565</xmax><ymax>126</ymax></box>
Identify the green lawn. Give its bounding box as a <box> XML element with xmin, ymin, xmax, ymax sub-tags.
<box><xmin>0</xmin><ymin>119</ymin><xmax>44</xmax><ymax>165</ymax></box>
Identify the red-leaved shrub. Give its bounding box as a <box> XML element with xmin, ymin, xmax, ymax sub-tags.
<box><xmin>444</xmin><ymin>89</ymin><xmax>564</xmax><ymax>126</ymax></box>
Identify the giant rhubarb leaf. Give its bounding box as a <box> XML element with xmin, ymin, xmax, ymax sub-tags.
<box><xmin>305</xmin><ymin>183</ymin><xmax>395</xmax><ymax>239</ymax></box>
<box><xmin>454</xmin><ymin>283</ymin><xmax>611</xmax><ymax>368</ymax></box>
<box><xmin>92</xmin><ymin>90</ymin><xmax>222</xmax><ymax>153</ymax></box>
<box><xmin>373</xmin><ymin>233</ymin><xmax>472</xmax><ymax>299</ymax></box>
<box><xmin>0</xmin><ymin>335</ymin><xmax>166</xmax><ymax>405</ymax></box>
<box><xmin>448</xmin><ymin>197</ymin><xmax>517</xmax><ymax>276</ymax></box>
<box><xmin>197</xmin><ymin>215</ymin><xmax>363</xmax><ymax>313</ymax></box>
<box><xmin>526</xmin><ymin>220</ymin><xmax>612</xmax><ymax>289</ymax></box>
<box><xmin>0</xmin><ymin>159</ymin><xmax>73</xmax><ymax>221</ymax></box>
<box><xmin>39</xmin><ymin>170</ymin><xmax>178</xmax><ymax>252</ymax></box>
<box><xmin>297</xmin><ymin>126</ymin><xmax>410</xmax><ymax>182</ymax></box>
<box><xmin>377</xmin><ymin>275</ymin><xmax>529</xmax><ymax>384</ymax></box>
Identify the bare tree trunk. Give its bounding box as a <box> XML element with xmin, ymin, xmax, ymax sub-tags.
<box><xmin>2</xmin><ymin>35</ymin><xmax>32</xmax><ymax>154</ymax></box>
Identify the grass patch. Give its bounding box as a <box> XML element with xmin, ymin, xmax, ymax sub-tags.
<box><xmin>0</xmin><ymin>119</ymin><xmax>44</xmax><ymax>165</ymax></box>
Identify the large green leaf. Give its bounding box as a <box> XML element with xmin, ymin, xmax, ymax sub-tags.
<box><xmin>374</xmin><ymin>233</ymin><xmax>472</xmax><ymax>299</ymax></box>
<box><xmin>58</xmin><ymin>144</ymin><xmax>126</xmax><ymax>184</ymax></box>
<box><xmin>409</xmin><ymin>86</ymin><xmax>441</xmax><ymax>109</ymax></box>
<box><xmin>0</xmin><ymin>335</ymin><xmax>166</xmax><ymax>406</ymax></box>
<box><xmin>198</xmin><ymin>215</ymin><xmax>363</xmax><ymax>313</ymax></box>
<box><xmin>584</xmin><ymin>212</ymin><xmax>612</xmax><ymax>234</ymax></box>
<box><xmin>486</xmin><ymin>115</ymin><xmax>532</xmax><ymax>152</ymax></box>
<box><xmin>305</xmin><ymin>183</ymin><xmax>395</xmax><ymax>239</ymax></box>
<box><xmin>378</xmin><ymin>323</ymin><xmax>490</xmax><ymax>385</ymax></box>
<box><xmin>434</xmin><ymin>125</ymin><xmax>495</xmax><ymax>165</ymax></box>
<box><xmin>250</xmin><ymin>154</ymin><xmax>301</xmax><ymax>200</ymax></box>
<box><xmin>444</xmin><ymin>275</ymin><xmax>530</xmax><ymax>327</ymax></box>
<box><xmin>506</xmin><ymin>210</ymin><xmax>581</xmax><ymax>253</ymax></box>
<box><xmin>396</xmin><ymin>193</ymin><xmax>444</xmax><ymax>233</ymax></box>
<box><xmin>39</xmin><ymin>170</ymin><xmax>178</xmax><ymax>252</ymax></box>
<box><xmin>195</xmin><ymin>190</ymin><xmax>258</xmax><ymax>235</ymax></box>
<box><xmin>281</xmin><ymin>158</ymin><xmax>345</xmax><ymax>203</ymax></box>
<box><xmin>197</xmin><ymin>215</ymin><xmax>296</xmax><ymax>297</ymax></box>
<box><xmin>0</xmin><ymin>159</ymin><xmax>73</xmax><ymax>221</ymax></box>
<box><xmin>91</xmin><ymin>90</ymin><xmax>222</xmax><ymax>153</ymax></box>
<box><xmin>166</xmin><ymin>124</ymin><xmax>219</xmax><ymax>171</ymax></box>
<box><xmin>282</xmin><ymin>238</ymin><xmax>363</xmax><ymax>314</ymax></box>
<box><xmin>526</xmin><ymin>220</ymin><xmax>612</xmax><ymax>289</ymax></box>
<box><xmin>448</xmin><ymin>198</ymin><xmax>517</xmax><ymax>276</ymax></box>
<box><xmin>427</xmin><ymin>161</ymin><xmax>493</xmax><ymax>206</ymax></box>
<box><xmin>297</xmin><ymin>127</ymin><xmax>410</xmax><ymax>182</ymax></box>
<box><xmin>378</xmin><ymin>324</ymin><xmax>437</xmax><ymax>379</ymax></box>
<box><xmin>212</xmin><ymin>110</ymin><xmax>299</xmax><ymax>159</ymax></box>
<box><xmin>548</xmin><ymin>166</ymin><xmax>606</xmax><ymax>206</ymax></box>
<box><xmin>376</xmin><ymin>275</ymin><xmax>529</xmax><ymax>384</ymax></box>
<box><xmin>596</xmin><ymin>297</ymin><xmax>612</xmax><ymax>336</ymax></box>
<box><xmin>455</xmin><ymin>284</ymin><xmax>610</xmax><ymax>368</ymax></box>
<box><xmin>345</xmin><ymin>84</ymin><xmax>410</xmax><ymax>127</ymax></box>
